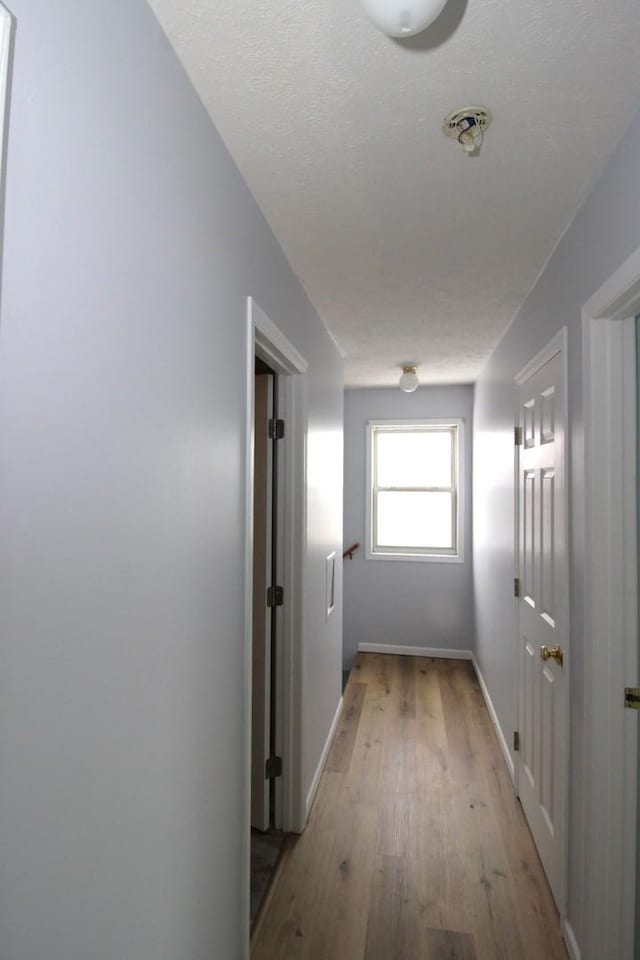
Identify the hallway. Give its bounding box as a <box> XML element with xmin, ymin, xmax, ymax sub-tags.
<box><xmin>251</xmin><ymin>653</ymin><xmax>568</xmax><ymax>960</ymax></box>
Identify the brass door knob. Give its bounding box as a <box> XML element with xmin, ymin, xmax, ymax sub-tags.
<box><xmin>540</xmin><ymin>644</ymin><xmax>564</xmax><ymax>667</ymax></box>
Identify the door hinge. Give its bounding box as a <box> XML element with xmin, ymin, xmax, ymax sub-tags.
<box><xmin>268</xmin><ymin>418</ymin><xmax>285</xmax><ymax>440</ymax></box>
<box><xmin>624</xmin><ymin>687</ymin><xmax>640</xmax><ymax>710</ymax></box>
<box><xmin>265</xmin><ymin>756</ymin><xmax>283</xmax><ymax>779</ymax></box>
<box><xmin>514</xmin><ymin>577</ymin><xmax>521</xmax><ymax>598</ymax></box>
<box><xmin>267</xmin><ymin>585</ymin><xmax>284</xmax><ymax>608</ymax></box>
<box><xmin>513</xmin><ymin>731</ymin><xmax>520</xmax><ymax>752</ymax></box>
<box><xmin>514</xmin><ymin>426</ymin><xmax>523</xmax><ymax>446</ymax></box>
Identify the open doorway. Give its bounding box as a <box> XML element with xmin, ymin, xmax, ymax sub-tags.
<box><xmin>250</xmin><ymin>356</ymin><xmax>285</xmax><ymax>927</ymax></box>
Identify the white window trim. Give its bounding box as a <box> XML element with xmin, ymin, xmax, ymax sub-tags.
<box><xmin>365</xmin><ymin>418</ymin><xmax>465</xmax><ymax>564</ymax></box>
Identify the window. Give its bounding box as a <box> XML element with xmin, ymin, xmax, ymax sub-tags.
<box><xmin>366</xmin><ymin>419</ymin><xmax>464</xmax><ymax>562</ymax></box>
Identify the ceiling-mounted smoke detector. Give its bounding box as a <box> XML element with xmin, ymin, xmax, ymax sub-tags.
<box><xmin>443</xmin><ymin>106</ymin><xmax>492</xmax><ymax>155</ymax></box>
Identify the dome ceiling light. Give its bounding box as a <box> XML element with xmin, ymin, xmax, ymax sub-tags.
<box><xmin>399</xmin><ymin>365</ymin><xmax>419</xmax><ymax>392</ymax></box>
<box><xmin>443</xmin><ymin>106</ymin><xmax>493</xmax><ymax>155</ymax></box>
<box><xmin>359</xmin><ymin>0</ymin><xmax>450</xmax><ymax>38</ymax></box>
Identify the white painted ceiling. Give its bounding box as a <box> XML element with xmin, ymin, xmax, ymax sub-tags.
<box><xmin>149</xmin><ymin>0</ymin><xmax>640</xmax><ymax>386</ymax></box>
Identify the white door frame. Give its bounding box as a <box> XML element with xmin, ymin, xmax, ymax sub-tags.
<box><xmin>242</xmin><ymin>296</ymin><xmax>308</xmax><ymax>954</ymax></box>
<box><xmin>514</xmin><ymin>327</ymin><xmax>570</xmax><ymax>928</ymax></box>
<box><xmin>582</xmin><ymin>247</ymin><xmax>640</xmax><ymax>960</ymax></box>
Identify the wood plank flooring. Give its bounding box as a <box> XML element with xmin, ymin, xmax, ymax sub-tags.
<box><xmin>251</xmin><ymin>654</ymin><xmax>568</xmax><ymax>960</ymax></box>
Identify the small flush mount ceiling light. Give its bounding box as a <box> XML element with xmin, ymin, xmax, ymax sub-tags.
<box><xmin>443</xmin><ymin>106</ymin><xmax>493</xmax><ymax>156</ymax></box>
<box><xmin>359</xmin><ymin>0</ymin><xmax>449</xmax><ymax>38</ymax></box>
<box><xmin>399</xmin><ymin>365</ymin><xmax>419</xmax><ymax>392</ymax></box>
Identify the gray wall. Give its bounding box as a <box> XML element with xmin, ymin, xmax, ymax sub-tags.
<box><xmin>0</xmin><ymin>3</ymin><xmax>343</xmax><ymax>959</ymax></box>
<box><xmin>343</xmin><ymin>386</ymin><xmax>474</xmax><ymax>670</ymax></box>
<box><xmin>473</xmin><ymin>112</ymin><xmax>640</xmax><ymax>953</ymax></box>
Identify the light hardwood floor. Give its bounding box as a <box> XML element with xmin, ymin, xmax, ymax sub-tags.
<box><xmin>251</xmin><ymin>653</ymin><xmax>569</xmax><ymax>960</ymax></box>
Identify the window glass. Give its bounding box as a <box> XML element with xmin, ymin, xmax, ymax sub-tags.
<box><xmin>376</xmin><ymin>491</ymin><xmax>453</xmax><ymax>549</ymax></box>
<box><xmin>376</xmin><ymin>430</ymin><xmax>452</xmax><ymax>489</ymax></box>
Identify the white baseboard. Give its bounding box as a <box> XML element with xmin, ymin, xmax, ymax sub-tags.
<box><xmin>305</xmin><ymin>696</ymin><xmax>343</xmax><ymax>821</ymax></box>
<box><xmin>563</xmin><ymin>919</ymin><xmax>581</xmax><ymax>960</ymax></box>
<box><xmin>358</xmin><ymin>642</ymin><xmax>472</xmax><ymax>660</ymax></box>
<box><xmin>471</xmin><ymin>654</ymin><xmax>515</xmax><ymax>783</ymax></box>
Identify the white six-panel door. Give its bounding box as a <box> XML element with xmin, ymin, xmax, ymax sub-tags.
<box><xmin>516</xmin><ymin>337</ymin><xmax>568</xmax><ymax>910</ymax></box>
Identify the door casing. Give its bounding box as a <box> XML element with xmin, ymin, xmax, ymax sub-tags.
<box><xmin>242</xmin><ymin>297</ymin><xmax>308</xmax><ymax>958</ymax></box>
<box><xmin>582</xmin><ymin>247</ymin><xmax>640</xmax><ymax>960</ymax></box>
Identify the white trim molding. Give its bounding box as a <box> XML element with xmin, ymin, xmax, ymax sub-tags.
<box><xmin>471</xmin><ymin>654</ymin><xmax>515</xmax><ymax>783</ymax></box>
<box><xmin>582</xmin><ymin>249</ymin><xmax>640</xmax><ymax>960</ymax></box>
<box><xmin>514</xmin><ymin>327</ymin><xmax>567</xmax><ymax>387</ymax></box>
<box><xmin>358</xmin><ymin>642</ymin><xmax>472</xmax><ymax>660</ymax></box>
<box><xmin>564</xmin><ymin>920</ymin><xmax>582</xmax><ymax>960</ymax></box>
<box><xmin>253</xmin><ymin>302</ymin><xmax>308</xmax><ymax>376</ymax></box>
<box><xmin>305</xmin><ymin>696</ymin><xmax>344</xmax><ymax>819</ymax></box>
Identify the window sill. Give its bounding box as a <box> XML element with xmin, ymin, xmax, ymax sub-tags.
<box><xmin>366</xmin><ymin>550</ymin><xmax>465</xmax><ymax>565</ymax></box>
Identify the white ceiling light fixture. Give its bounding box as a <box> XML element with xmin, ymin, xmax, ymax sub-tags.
<box><xmin>359</xmin><ymin>0</ymin><xmax>449</xmax><ymax>38</ymax></box>
<box><xmin>443</xmin><ymin>106</ymin><xmax>493</xmax><ymax>155</ymax></box>
<box><xmin>399</xmin><ymin>364</ymin><xmax>419</xmax><ymax>392</ymax></box>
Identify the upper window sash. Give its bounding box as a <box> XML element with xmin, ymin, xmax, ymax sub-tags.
<box><xmin>372</xmin><ymin>425</ymin><xmax>458</xmax><ymax>495</ymax></box>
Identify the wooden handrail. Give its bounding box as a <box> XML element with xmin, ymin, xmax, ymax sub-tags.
<box><xmin>343</xmin><ymin>543</ymin><xmax>360</xmax><ymax>560</ymax></box>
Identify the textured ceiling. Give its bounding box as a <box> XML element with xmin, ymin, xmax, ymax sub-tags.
<box><xmin>148</xmin><ymin>0</ymin><xmax>640</xmax><ymax>386</ymax></box>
